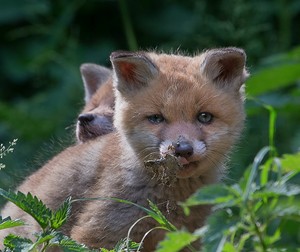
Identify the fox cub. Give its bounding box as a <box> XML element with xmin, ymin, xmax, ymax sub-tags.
<box><xmin>0</xmin><ymin>48</ymin><xmax>248</xmax><ymax>251</ymax></box>
<box><xmin>76</xmin><ymin>63</ymin><xmax>114</xmax><ymax>143</ymax></box>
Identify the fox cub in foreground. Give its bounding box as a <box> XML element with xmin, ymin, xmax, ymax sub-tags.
<box><xmin>0</xmin><ymin>48</ymin><xmax>249</xmax><ymax>251</ymax></box>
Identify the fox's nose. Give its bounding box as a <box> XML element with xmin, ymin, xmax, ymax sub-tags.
<box><xmin>78</xmin><ymin>114</ymin><xmax>95</xmax><ymax>125</ymax></box>
<box><xmin>174</xmin><ymin>141</ymin><xmax>194</xmax><ymax>158</ymax></box>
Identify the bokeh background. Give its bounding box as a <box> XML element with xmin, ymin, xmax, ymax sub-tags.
<box><xmin>0</xmin><ymin>0</ymin><xmax>300</xmax><ymax>200</ymax></box>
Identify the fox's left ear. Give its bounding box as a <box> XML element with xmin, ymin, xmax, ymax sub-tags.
<box><xmin>200</xmin><ymin>47</ymin><xmax>249</xmax><ymax>92</ymax></box>
<box><xmin>110</xmin><ymin>51</ymin><xmax>159</xmax><ymax>94</ymax></box>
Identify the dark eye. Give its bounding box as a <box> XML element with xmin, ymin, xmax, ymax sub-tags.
<box><xmin>197</xmin><ymin>112</ymin><xmax>213</xmax><ymax>124</ymax></box>
<box><xmin>147</xmin><ymin>114</ymin><xmax>165</xmax><ymax>124</ymax></box>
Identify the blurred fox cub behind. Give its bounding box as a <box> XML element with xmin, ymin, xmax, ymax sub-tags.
<box><xmin>76</xmin><ymin>63</ymin><xmax>115</xmax><ymax>143</ymax></box>
<box><xmin>0</xmin><ymin>48</ymin><xmax>249</xmax><ymax>251</ymax></box>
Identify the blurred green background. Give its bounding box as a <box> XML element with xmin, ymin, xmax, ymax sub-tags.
<box><xmin>0</xmin><ymin>0</ymin><xmax>299</xmax><ymax>196</ymax></box>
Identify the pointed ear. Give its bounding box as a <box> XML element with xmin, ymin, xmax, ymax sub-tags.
<box><xmin>110</xmin><ymin>51</ymin><xmax>158</xmax><ymax>94</ymax></box>
<box><xmin>200</xmin><ymin>47</ymin><xmax>249</xmax><ymax>92</ymax></box>
<box><xmin>80</xmin><ymin>63</ymin><xmax>112</xmax><ymax>103</ymax></box>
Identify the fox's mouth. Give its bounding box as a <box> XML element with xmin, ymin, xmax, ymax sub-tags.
<box><xmin>170</xmin><ymin>156</ymin><xmax>199</xmax><ymax>178</ymax></box>
<box><xmin>144</xmin><ymin>154</ymin><xmax>200</xmax><ymax>184</ymax></box>
<box><xmin>176</xmin><ymin>161</ymin><xmax>199</xmax><ymax>178</ymax></box>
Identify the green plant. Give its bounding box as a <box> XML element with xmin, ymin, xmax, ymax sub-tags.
<box><xmin>0</xmin><ymin>139</ymin><xmax>17</xmax><ymax>170</ymax></box>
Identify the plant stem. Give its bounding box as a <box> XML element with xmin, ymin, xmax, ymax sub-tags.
<box><xmin>264</xmin><ymin>104</ymin><xmax>277</xmax><ymax>158</ymax></box>
<box><xmin>246</xmin><ymin>202</ymin><xmax>267</xmax><ymax>251</ymax></box>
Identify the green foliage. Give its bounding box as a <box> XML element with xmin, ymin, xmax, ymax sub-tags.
<box><xmin>247</xmin><ymin>46</ymin><xmax>300</xmax><ymax>96</ymax></box>
<box><xmin>0</xmin><ymin>216</ymin><xmax>24</xmax><ymax>231</ymax></box>
<box><xmin>179</xmin><ymin>150</ymin><xmax>300</xmax><ymax>251</ymax></box>
<box><xmin>0</xmin><ymin>189</ymin><xmax>70</xmax><ymax>230</ymax></box>
<box><xmin>156</xmin><ymin>230</ymin><xmax>199</xmax><ymax>252</ymax></box>
<box><xmin>0</xmin><ymin>190</ymin><xmax>87</xmax><ymax>251</ymax></box>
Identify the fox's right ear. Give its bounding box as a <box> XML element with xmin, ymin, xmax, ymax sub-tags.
<box><xmin>200</xmin><ymin>47</ymin><xmax>249</xmax><ymax>93</ymax></box>
<box><xmin>110</xmin><ymin>51</ymin><xmax>158</xmax><ymax>94</ymax></box>
<box><xmin>80</xmin><ymin>63</ymin><xmax>112</xmax><ymax>103</ymax></box>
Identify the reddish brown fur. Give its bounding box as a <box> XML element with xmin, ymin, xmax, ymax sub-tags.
<box><xmin>0</xmin><ymin>48</ymin><xmax>248</xmax><ymax>251</ymax></box>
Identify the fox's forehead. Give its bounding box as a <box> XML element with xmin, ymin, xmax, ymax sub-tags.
<box><xmin>148</xmin><ymin>53</ymin><xmax>203</xmax><ymax>75</ymax></box>
<box><xmin>132</xmin><ymin>74</ymin><xmax>237</xmax><ymax>123</ymax></box>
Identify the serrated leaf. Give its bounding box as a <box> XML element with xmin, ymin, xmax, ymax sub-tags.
<box><xmin>50</xmin><ymin>197</ymin><xmax>72</xmax><ymax>229</ymax></box>
<box><xmin>254</xmin><ymin>182</ymin><xmax>300</xmax><ymax>198</ymax></box>
<box><xmin>0</xmin><ymin>216</ymin><xmax>25</xmax><ymax>230</ymax></box>
<box><xmin>0</xmin><ymin>189</ymin><xmax>52</xmax><ymax>229</ymax></box>
<box><xmin>156</xmin><ymin>230</ymin><xmax>199</xmax><ymax>252</ymax></box>
<box><xmin>57</xmin><ymin>237</ymin><xmax>90</xmax><ymax>252</ymax></box>
<box><xmin>112</xmin><ymin>238</ymin><xmax>140</xmax><ymax>252</ymax></box>
<box><xmin>181</xmin><ymin>184</ymin><xmax>238</xmax><ymax>211</ymax></box>
<box><xmin>202</xmin><ymin>209</ymin><xmax>240</xmax><ymax>252</ymax></box>
<box><xmin>3</xmin><ymin>234</ymin><xmax>33</xmax><ymax>251</ymax></box>
<box><xmin>47</xmin><ymin>231</ymin><xmax>90</xmax><ymax>252</ymax></box>
<box><xmin>259</xmin><ymin>198</ymin><xmax>300</xmax><ymax>221</ymax></box>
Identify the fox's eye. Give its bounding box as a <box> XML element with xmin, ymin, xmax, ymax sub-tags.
<box><xmin>147</xmin><ymin>114</ymin><xmax>165</xmax><ymax>124</ymax></box>
<box><xmin>197</xmin><ymin>112</ymin><xmax>213</xmax><ymax>124</ymax></box>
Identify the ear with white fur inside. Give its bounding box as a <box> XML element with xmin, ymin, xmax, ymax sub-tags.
<box><xmin>200</xmin><ymin>47</ymin><xmax>249</xmax><ymax>92</ymax></box>
<box><xmin>110</xmin><ymin>51</ymin><xmax>159</xmax><ymax>94</ymax></box>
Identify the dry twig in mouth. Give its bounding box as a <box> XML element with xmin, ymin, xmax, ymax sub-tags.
<box><xmin>144</xmin><ymin>154</ymin><xmax>183</xmax><ymax>186</ymax></box>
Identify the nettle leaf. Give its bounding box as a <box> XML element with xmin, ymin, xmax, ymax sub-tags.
<box><xmin>202</xmin><ymin>208</ymin><xmax>240</xmax><ymax>252</ymax></box>
<box><xmin>0</xmin><ymin>189</ymin><xmax>52</xmax><ymax>229</ymax></box>
<box><xmin>254</xmin><ymin>182</ymin><xmax>300</xmax><ymax>198</ymax></box>
<box><xmin>48</xmin><ymin>231</ymin><xmax>90</xmax><ymax>252</ymax></box>
<box><xmin>50</xmin><ymin>197</ymin><xmax>72</xmax><ymax>229</ymax></box>
<box><xmin>261</xmin><ymin>198</ymin><xmax>300</xmax><ymax>221</ymax></box>
<box><xmin>112</xmin><ymin>238</ymin><xmax>140</xmax><ymax>252</ymax></box>
<box><xmin>0</xmin><ymin>216</ymin><xmax>24</xmax><ymax>230</ymax></box>
<box><xmin>181</xmin><ymin>184</ymin><xmax>239</xmax><ymax>214</ymax></box>
<box><xmin>156</xmin><ymin>230</ymin><xmax>199</xmax><ymax>252</ymax></box>
<box><xmin>3</xmin><ymin>234</ymin><xmax>33</xmax><ymax>251</ymax></box>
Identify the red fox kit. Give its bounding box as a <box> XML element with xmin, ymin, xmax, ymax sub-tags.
<box><xmin>0</xmin><ymin>48</ymin><xmax>248</xmax><ymax>251</ymax></box>
<box><xmin>76</xmin><ymin>63</ymin><xmax>115</xmax><ymax>143</ymax></box>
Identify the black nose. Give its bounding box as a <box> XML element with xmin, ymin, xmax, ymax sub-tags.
<box><xmin>78</xmin><ymin>114</ymin><xmax>95</xmax><ymax>125</ymax></box>
<box><xmin>174</xmin><ymin>141</ymin><xmax>194</xmax><ymax>158</ymax></box>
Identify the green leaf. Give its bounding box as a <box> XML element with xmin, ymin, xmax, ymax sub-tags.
<box><xmin>156</xmin><ymin>230</ymin><xmax>199</xmax><ymax>252</ymax></box>
<box><xmin>254</xmin><ymin>182</ymin><xmax>300</xmax><ymax>198</ymax></box>
<box><xmin>280</xmin><ymin>152</ymin><xmax>300</xmax><ymax>173</ymax></box>
<box><xmin>112</xmin><ymin>238</ymin><xmax>140</xmax><ymax>252</ymax></box>
<box><xmin>147</xmin><ymin>201</ymin><xmax>177</xmax><ymax>231</ymax></box>
<box><xmin>0</xmin><ymin>189</ymin><xmax>52</xmax><ymax>229</ymax></box>
<box><xmin>260</xmin><ymin>198</ymin><xmax>300</xmax><ymax>221</ymax></box>
<box><xmin>181</xmin><ymin>184</ymin><xmax>238</xmax><ymax>213</ymax></box>
<box><xmin>50</xmin><ymin>197</ymin><xmax>72</xmax><ymax>229</ymax></box>
<box><xmin>222</xmin><ymin>241</ymin><xmax>236</xmax><ymax>252</ymax></box>
<box><xmin>0</xmin><ymin>216</ymin><xmax>24</xmax><ymax>230</ymax></box>
<box><xmin>202</xmin><ymin>209</ymin><xmax>240</xmax><ymax>252</ymax></box>
<box><xmin>48</xmin><ymin>231</ymin><xmax>90</xmax><ymax>252</ymax></box>
<box><xmin>247</xmin><ymin>63</ymin><xmax>300</xmax><ymax>95</ymax></box>
<box><xmin>3</xmin><ymin>234</ymin><xmax>33</xmax><ymax>251</ymax></box>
